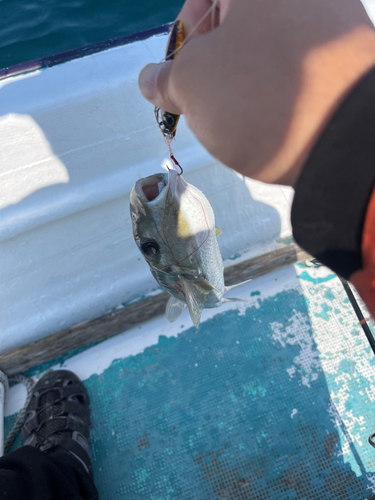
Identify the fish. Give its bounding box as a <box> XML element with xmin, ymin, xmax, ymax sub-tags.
<box><xmin>130</xmin><ymin>168</ymin><xmax>246</xmax><ymax>328</ymax></box>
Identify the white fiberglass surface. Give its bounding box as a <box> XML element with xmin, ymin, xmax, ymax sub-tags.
<box><xmin>0</xmin><ymin>33</ymin><xmax>293</xmax><ymax>353</ymax></box>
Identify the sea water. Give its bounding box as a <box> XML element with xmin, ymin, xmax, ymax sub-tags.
<box><xmin>0</xmin><ymin>0</ymin><xmax>183</xmax><ymax>70</ymax></box>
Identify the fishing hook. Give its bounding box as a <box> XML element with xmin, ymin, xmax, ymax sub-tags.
<box><xmin>170</xmin><ymin>154</ymin><xmax>183</xmax><ymax>176</ymax></box>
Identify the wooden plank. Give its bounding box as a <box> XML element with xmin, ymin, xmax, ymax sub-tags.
<box><xmin>0</xmin><ymin>243</ymin><xmax>310</xmax><ymax>375</ymax></box>
<box><xmin>223</xmin><ymin>243</ymin><xmax>309</xmax><ymax>286</ymax></box>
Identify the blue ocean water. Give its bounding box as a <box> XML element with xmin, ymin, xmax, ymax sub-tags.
<box><xmin>0</xmin><ymin>0</ymin><xmax>183</xmax><ymax>70</ymax></box>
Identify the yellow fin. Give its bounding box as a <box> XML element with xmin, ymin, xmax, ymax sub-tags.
<box><xmin>215</xmin><ymin>226</ymin><xmax>222</xmax><ymax>237</ymax></box>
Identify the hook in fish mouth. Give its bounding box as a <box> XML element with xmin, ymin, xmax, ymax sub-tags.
<box><xmin>140</xmin><ymin>174</ymin><xmax>167</xmax><ymax>202</ymax></box>
<box><xmin>170</xmin><ymin>155</ymin><xmax>183</xmax><ymax>176</ymax></box>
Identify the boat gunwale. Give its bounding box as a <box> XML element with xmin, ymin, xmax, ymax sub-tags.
<box><xmin>0</xmin><ymin>243</ymin><xmax>309</xmax><ymax>375</ymax></box>
<box><xmin>0</xmin><ymin>23</ymin><xmax>172</xmax><ymax>82</ymax></box>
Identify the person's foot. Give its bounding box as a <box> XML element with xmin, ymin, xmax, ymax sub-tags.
<box><xmin>22</xmin><ymin>370</ymin><xmax>93</xmax><ymax>478</ymax></box>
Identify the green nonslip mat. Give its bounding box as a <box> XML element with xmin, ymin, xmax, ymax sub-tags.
<box><xmin>6</xmin><ymin>263</ymin><xmax>375</xmax><ymax>499</ymax></box>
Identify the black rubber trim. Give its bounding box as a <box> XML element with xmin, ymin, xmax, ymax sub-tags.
<box><xmin>0</xmin><ymin>23</ymin><xmax>172</xmax><ymax>81</ymax></box>
<box><xmin>339</xmin><ymin>277</ymin><xmax>375</xmax><ymax>355</ymax></box>
<box><xmin>292</xmin><ymin>66</ymin><xmax>375</xmax><ymax>279</ymax></box>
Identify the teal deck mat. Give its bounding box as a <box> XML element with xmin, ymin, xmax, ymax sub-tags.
<box><xmin>6</xmin><ymin>265</ymin><xmax>375</xmax><ymax>499</ymax></box>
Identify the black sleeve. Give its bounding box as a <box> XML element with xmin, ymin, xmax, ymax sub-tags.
<box><xmin>291</xmin><ymin>66</ymin><xmax>375</xmax><ymax>279</ymax></box>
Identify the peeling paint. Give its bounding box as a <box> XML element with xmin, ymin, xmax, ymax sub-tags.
<box><xmin>5</xmin><ymin>263</ymin><xmax>375</xmax><ymax>498</ymax></box>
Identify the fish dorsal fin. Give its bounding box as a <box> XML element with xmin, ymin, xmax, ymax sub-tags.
<box><xmin>180</xmin><ymin>275</ymin><xmax>210</xmax><ymax>328</ymax></box>
<box><xmin>215</xmin><ymin>226</ymin><xmax>222</xmax><ymax>237</ymax></box>
<box><xmin>165</xmin><ymin>296</ymin><xmax>187</xmax><ymax>323</ymax></box>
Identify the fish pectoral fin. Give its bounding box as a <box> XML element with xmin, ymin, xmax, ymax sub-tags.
<box><xmin>215</xmin><ymin>226</ymin><xmax>222</xmax><ymax>237</ymax></box>
<box><xmin>183</xmin><ymin>275</ymin><xmax>222</xmax><ymax>294</ymax></box>
<box><xmin>180</xmin><ymin>276</ymin><xmax>210</xmax><ymax>329</ymax></box>
<box><xmin>165</xmin><ymin>296</ymin><xmax>187</xmax><ymax>323</ymax></box>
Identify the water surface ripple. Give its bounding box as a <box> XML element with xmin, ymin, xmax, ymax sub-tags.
<box><xmin>0</xmin><ymin>0</ymin><xmax>183</xmax><ymax>69</ymax></box>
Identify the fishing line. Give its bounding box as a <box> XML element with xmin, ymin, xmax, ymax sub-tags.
<box><xmin>308</xmin><ymin>259</ymin><xmax>358</xmax><ymax>379</ymax></box>
<box><xmin>303</xmin><ymin>225</ymin><xmax>375</xmax><ymax>461</ymax></box>
<box><xmin>164</xmin><ymin>136</ymin><xmax>183</xmax><ymax>175</ymax></box>
<box><xmin>159</xmin><ymin>162</ymin><xmax>212</xmax><ymax>273</ymax></box>
<box><xmin>155</xmin><ymin>1</ymin><xmax>222</xmax><ymax>287</ymax></box>
<box><xmin>278</xmin><ymin>185</ymin><xmax>375</xmax><ymax>350</ymax></box>
<box><xmin>157</xmin><ymin>1</ymin><xmax>223</xmax><ymax>257</ymax></box>
<box><xmin>159</xmin><ymin>140</ymin><xmax>211</xmax><ymax>273</ymax></box>
<box><xmin>280</xmin><ymin>183</ymin><xmax>375</xmax><ymax>441</ymax></box>
<box><xmin>159</xmin><ymin>0</ymin><xmax>220</xmax><ymax>64</ymax></box>
<box><xmin>161</xmin><ymin>7</ymin><xmax>375</xmax><ymax>345</ymax></box>
<box><xmin>159</xmin><ymin>0</ymin><xmax>220</xmax><ymax>174</ymax></box>
<box><xmin>339</xmin><ymin>277</ymin><xmax>375</xmax><ymax>355</ymax></box>
<box><xmin>157</xmin><ymin>0</ymin><xmax>221</xmax><ymax>176</ymax></box>
<box><xmin>276</xmin><ymin>185</ymin><xmax>375</xmax><ymax>460</ymax></box>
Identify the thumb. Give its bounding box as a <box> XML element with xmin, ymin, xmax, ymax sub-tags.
<box><xmin>138</xmin><ymin>61</ymin><xmax>183</xmax><ymax>115</ymax></box>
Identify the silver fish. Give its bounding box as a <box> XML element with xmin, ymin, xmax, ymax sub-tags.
<box><xmin>130</xmin><ymin>169</ymin><xmax>243</xmax><ymax>327</ymax></box>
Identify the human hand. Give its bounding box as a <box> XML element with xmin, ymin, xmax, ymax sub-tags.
<box><xmin>139</xmin><ymin>0</ymin><xmax>375</xmax><ymax>186</ymax></box>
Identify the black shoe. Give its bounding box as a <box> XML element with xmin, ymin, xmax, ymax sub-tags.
<box><xmin>22</xmin><ymin>370</ymin><xmax>93</xmax><ymax>478</ymax></box>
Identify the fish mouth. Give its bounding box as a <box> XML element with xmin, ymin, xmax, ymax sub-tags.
<box><xmin>140</xmin><ymin>174</ymin><xmax>168</xmax><ymax>202</ymax></box>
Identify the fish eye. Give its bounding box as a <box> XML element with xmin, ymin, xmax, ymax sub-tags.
<box><xmin>140</xmin><ymin>240</ymin><xmax>160</xmax><ymax>258</ymax></box>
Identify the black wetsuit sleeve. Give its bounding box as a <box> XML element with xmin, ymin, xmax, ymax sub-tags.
<box><xmin>291</xmin><ymin>66</ymin><xmax>375</xmax><ymax>279</ymax></box>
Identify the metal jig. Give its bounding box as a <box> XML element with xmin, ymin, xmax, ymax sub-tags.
<box><xmin>154</xmin><ymin>107</ymin><xmax>177</xmax><ymax>141</ymax></box>
<box><xmin>154</xmin><ymin>20</ymin><xmax>184</xmax><ymax>140</ymax></box>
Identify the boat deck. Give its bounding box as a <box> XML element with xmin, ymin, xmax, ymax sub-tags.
<box><xmin>5</xmin><ymin>262</ymin><xmax>375</xmax><ymax>499</ymax></box>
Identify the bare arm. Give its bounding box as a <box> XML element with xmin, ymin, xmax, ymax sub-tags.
<box><xmin>139</xmin><ymin>0</ymin><xmax>375</xmax><ymax>186</ymax></box>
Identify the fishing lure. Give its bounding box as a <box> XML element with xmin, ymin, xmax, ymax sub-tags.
<box><xmin>154</xmin><ymin>20</ymin><xmax>185</xmax><ymax>141</ymax></box>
